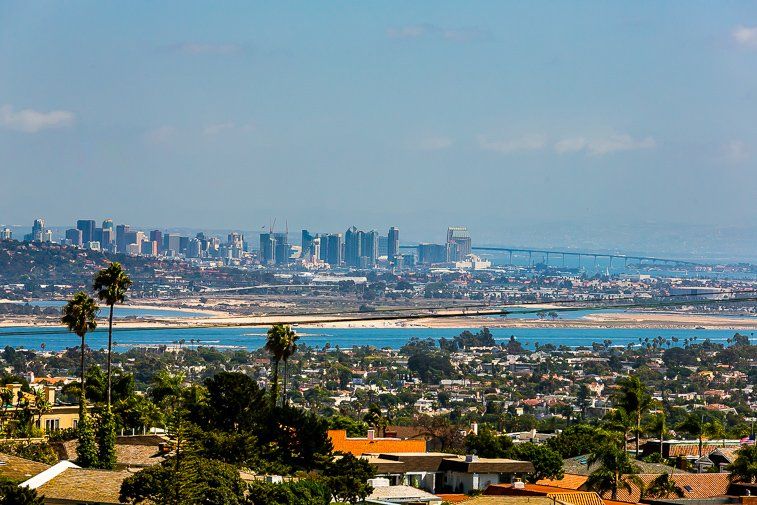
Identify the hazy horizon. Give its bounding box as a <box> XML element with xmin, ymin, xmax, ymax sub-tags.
<box><xmin>1</xmin><ymin>2</ymin><xmax>756</xmax><ymax>259</ymax></box>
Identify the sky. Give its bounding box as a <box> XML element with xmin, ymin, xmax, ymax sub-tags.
<box><xmin>1</xmin><ymin>2</ymin><xmax>756</xmax><ymax>255</ymax></box>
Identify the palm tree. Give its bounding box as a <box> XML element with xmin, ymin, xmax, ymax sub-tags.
<box><xmin>645</xmin><ymin>411</ymin><xmax>668</xmax><ymax>457</ymax></box>
<box><xmin>92</xmin><ymin>262</ymin><xmax>132</xmax><ymax>409</ymax></box>
<box><xmin>265</xmin><ymin>324</ymin><xmax>294</xmax><ymax>408</ymax></box>
<box><xmin>61</xmin><ymin>291</ymin><xmax>99</xmax><ymax>468</ymax></box>
<box><xmin>643</xmin><ymin>473</ymin><xmax>684</xmax><ymax>499</ymax></box>
<box><xmin>586</xmin><ymin>436</ymin><xmax>644</xmax><ymax>501</ymax></box>
<box><xmin>614</xmin><ymin>375</ymin><xmax>653</xmax><ymax>458</ymax></box>
<box><xmin>281</xmin><ymin>327</ymin><xmax>299</xmax><ymax>407</ymax></box>
<box><xmin>61</xmin><ymin>292</ymin><xmax>99</xmax><ymax>416</ymax></box>
<box><xmin>704</xmin><ymin>418</ymin><xmax>726</xmax><ymax>448</ymax></box>
<box><xmin>604</xmin><ymin>407</ymin><xmax>634</xmax><ymax>453</ymax></box>
<box><xmin>678</xmin><ymin>412</ymin><xmax>706</xmax><ymax>458</ymax></box>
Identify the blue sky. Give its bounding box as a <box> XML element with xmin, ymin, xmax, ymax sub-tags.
<box><xmin>0</xmin><ymin>2</ymin><xmax>755</xmax><ymax>250</ymax></box>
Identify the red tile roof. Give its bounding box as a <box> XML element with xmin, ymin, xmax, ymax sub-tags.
<box><xmin>328</xmin><ymin>430</ymin><xmax>426</xmax><ymax>456</ymax></box>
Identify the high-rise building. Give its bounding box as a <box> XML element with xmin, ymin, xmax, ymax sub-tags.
<box><xmin>163</xmin><ymin>233</ymin><xmax>181</xmax><ymax>254</ymax></box>
<box><xmin>65</xmin><ymin>228</ymin><xmax>83</xmax><ymax>248</ymax></box>
<box><xmin>273</xmin><ymin>232</ymin><xmax>289</xmax><ymax>265</ymax></box>
<box><xmin>310</xmin><ymin>237</ymin><xmax>321</xmax><ymax>263</ymax></box>
<box><xmin>25</xmin><ymin>218</ymin><xmax>48</xmax><ymax>242</ymax></box>
<box><xmin>301</xmin><ymin>230</ymin><xmax>315</xmax><ymax>260</ymax></box>
<box><xmin>418</xmin><ymin>243</ymin><xmax>447</xmax><ymax>264</ymax></box>
<box><xmin>141</xmin><ymin>240</ymin><xmax>159</xmax><ymax>257</ymax></box>
<box><xmin>361</xmin><ymin>230</ymin><xmax>379</xmax><ymax>267</ymax></box>
<box><xmin>101</xmin><ymin>228</ymin><xmax>114</xmax><ymax>251</ymax></box>
<box><xmin>150</xmin><ymin>230</ymin><xmax>163</xmax><ymax>252</ymax></box>
<box><xmin>321</xmin><ymin>233</ymin><xmax>343</xmax><ymax>266</ymax></box>
<box><xmin>344</xmin><ymin>227</ymin><xmax>363</xmax><ymax>267</ymax></box>
<box><xmin>76</xmin><ymin>220</ymin><xmax>96</xmax><ymax>244</ymax></box>
<box><xmin>0</xmin><ymin>228</ymin><xmax>11</xmax><ymax>240</ymax></box>
<box><xmin>388</xmin><ymin>227</ymin><xmax>400</xmax><ymax>261</ymax></box>
<box><xmin>116</xmin><ymin>224</ymin><xmax>130</xmax><ymax>253</ymax></box>
<box><xmin>446</xmin><ymin>226</ymin><xmax>471</xmax><ymax>261</ymax></box>
<box><xmin>260</xmin><ymin>233</ymin><xmax>276</xmax><ymax>265</ymax></box>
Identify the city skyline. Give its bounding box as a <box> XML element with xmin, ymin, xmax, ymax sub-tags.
<box><xmin>1</xmin><ymin>2</ymin><xmax>756</xmax><ymax>252</ymax></box>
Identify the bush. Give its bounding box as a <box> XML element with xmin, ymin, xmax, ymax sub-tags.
<box><xmin>0</xmin><ymin>442</ymin><xmax>58</xmax><ymax>466</ymax></box>
<box><xmin>245</xmin><ymin>479</ymin><xmax>331</xmax><ymax>505</ymax></box>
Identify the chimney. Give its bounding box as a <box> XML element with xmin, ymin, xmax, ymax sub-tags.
<box><xmin>44</xmin><ymin>386</ymin><xmax>55</xmax><ymax>405</ymax></box>
<box><xmin>471</xmin><ymin>422</ymin><xmax>479</xmax><ymax>435</ymax></box>
<box><xmin>513</xmin><ymin>480</ymin><xmax>525</xmax><ymax>489</ymax></box>
<box><xmin>367</xmin><ymin>429</ymin><xmax>375</xmax><ymax>441</ymax></box>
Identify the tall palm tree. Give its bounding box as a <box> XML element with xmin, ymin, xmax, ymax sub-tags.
<box><xmin>586</xmin><ymin>436</ymin><xmax>644</xmax><ymax>500</ymax></box>
<box><xmin>93</xmin><ymin>262</ymin><xmax>132</xmax><ymax>409</ymax></box>
<box><xmin>281</xmin><ymin>327</ymin><xmax>299</xmax><ymax>407</ymax></box>
<box><xmin>265</xmin><ymin>324</ymin><xmax>294</xmax><ymax>408</ymax></box>
<box><xmin>645</xmin><ymin>411</ymin><xmax>668</xmax><ymax>457</ymax></box>
<box><xmin>678</xmin><ymin>412</ymin><xmax>706</xmax><ymax>457</ymax></box>
<box><xmin>604</xmin><ymin>407</ymin><xmax>634</xmax><ymax>453</ymax></box>
<box><xmin>61</xmin><ymin>292</ymin><xmax>99</xmax><ymax>415</ymax></box>
<box><xmin>643</xmin><ymin>473</ymin><xmax>684</xmax><ymax>499</ymax></box>
<box><xmin>614</xmin><ymin>374</ymin><xmax>653</xmax><ymax>458</ymax></box>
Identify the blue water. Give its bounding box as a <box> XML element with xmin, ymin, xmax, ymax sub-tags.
<box><xmin>0</xmin><ymin>326</ymin><xmax>752</xmax><ymax>352</ymax></box>
<box><xmin>17</xmin><ymin>300</ymin><xmax>210</xmax><ymax>319</ymax></box>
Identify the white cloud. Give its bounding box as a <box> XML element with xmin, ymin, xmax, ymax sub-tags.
<box><xmin>733</xmin><ymin>25</ymin><xmax>757</xmax><ymax>48</ymax></box>
<box><xmin>721</xmin><ymin>140</ymin><xmax>749</xmax><ymax>163</ymax></box>
<box><xmin>0</xmin><ymin>104</ymin><xmax>75</xmax><ymax>133</ymax></box>
<box><xmin>144</xmin><ymin>125</ymin><xmax>175</xmax><ymax>144</ymax></box>
<box><xmin>387</xmin><ymin>24</ymin><xmax>486</xmax><ymax>42</ymax></box>
<box><xmin>478</xmin><ymin>134</ymin><xmax>547</xmax><ymax>154</ymax></box>
<box><xmin>417</xmin><ymin>136</ymin><xmax>453</xmax><ymax>151</ymax></box>
<box><xmin>555</xmin><ymin>134</ymin><xmax>655</xmax><ymax>156</ymax></box>
<box><xmin>203</xmin><ymin>122</ymin><xmax>236</xmax><ymax>136</ymax></box>
<box><xmin>175</xmin><ymin>42</ymin><xmax>241</xmax><ymax>55</ymax></box>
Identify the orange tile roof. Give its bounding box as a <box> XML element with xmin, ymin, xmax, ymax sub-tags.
<box><xmin>328</xmin><ymin>430</ymin><xmax>426</xmax><ymax>456</ymax></box>
<box><xmin>537</xmin><ymin>475</ymin><xmax>589</xmax><ymax>490</ymax></box>
<box><xmin>597</xmin><ymin>473</ymin><xmax>731</xmax><ymax>503</ymax></box>
<box><xmin>668</xmin><ymin>444</ymin><xmax>720</xmax><ymax>457</ymax></box>
<box><xmin>547</xmin><ymin>492</ymin><xmax>604</xmax><ymax>505</ymax></box>
<box><xmin>437</xmin><ymin>494</ymin><xmax>471</xmax><ymax>503</ymax></box>
<box><xmin>484</xmin><ymin>484</ymin><xmax>603</xmax><ymax>505</ymax></box>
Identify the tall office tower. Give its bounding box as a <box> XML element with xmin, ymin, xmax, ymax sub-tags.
<box><xmin>301</xmin><ymin>230</ymin><xmax>314</xmax><ymax>260</ymax></box>
<box><xmin>163</xmin><ymin>233</ymin><xmax>181</xmax><ymax>254</ymax></box>
<box><xmin>446</xmin><ymin>226</ymin><xmax>472</xmax><ymax>261</ymax></box>
<box><xmin>387</xmin><ymin>227</ymin><xmax>400</xmax><ymax>260</ymax></box>
<box><xmin>0</xmin><ymin>228</ymin><xmax>11</xmax><ymax>240</ymax></box>
<box><xmin>42</xmin><ymin>229</ymin><xmax>53</xmax><ymax>243</ymax></box>
<box><xmin>102</xmin><ymin>219</ymin><xmax>114</xmax><ymax>231</ymax></box>
<box><xmin>101</xmin><ymin>228</ymin><xmax>114</xmax><ymax>251</ymax></box>
<box><xmin>321</xmin><ymin>233</ymin><xmax>343</xmax><ymax>266</ymax></box>
<box><xmin>116</xmin><ymin>224</ymin><xmax>130</xmax><ymax>253</ymax></box>
<box><xmin>187</xmin><ymin>238</ymin><xmax>202</xmax><ymax>258</ymax></box>
<box><xmin>344</xmin><ymin>226</ymin><xmax>364</xmax><ymax>267</ymax></box>
<box><xmin>259</xmin><ymin>233</ymin><xmax>276</xmax><ymax>265</ymax></box>
<box><xmin>76</xmin><ymin>220</ymin><xmax>97</xmax><ymax>244</ymax></box>
<box><xmin>141</xmin><ymin>240</ymin><xmax>158</xmax><ymax>256</ymax></box>
<box><xmin>310</xmin><ymin>237</ymin><xmax>321</xmax><ymax>262</ymax></box>
<box><xmin>149</xmin><ymin>230</ymin><xmax>163</xmax><ymax>252</ymax></box>
<box><xmin>65</xmin><ymin>228</ymin><xmax>83</xmax><ymax>248</ymax></box>
<box><xmin>25</xmin><ymin>218</ymin><xmax>46</xmax><ymax>242</ymax></box>
<box><xmin>361</xmin><ymin>230</ymin><xmax>379</xmax><ymax>267</ymax></box>
<box><xmin>179</xmin><ymin>236</ymin><xmax>190</xmax><ymax>255</ymax></box>
<box><xmin>273</xmin><ymin>232</ymin><xmax>289</xmax><ymax>265</ymax></box>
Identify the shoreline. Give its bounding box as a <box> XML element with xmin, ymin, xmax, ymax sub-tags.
<box><xmin>1</xmin><ymin>311</ymin><xmax>755</xmax><ymax>331</ymax></box>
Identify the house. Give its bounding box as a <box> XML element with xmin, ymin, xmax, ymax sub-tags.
<box><xmin>1</xmin><ymin>383</ymin><xmax>80</xmax><ymax>433</ymax></box>
<box><xmin>328</xmin><ymin>429</ymin><xmax>426</xmax><ymax>456</ymax></box>
<box><xmin>20</xmin><ymin>460</ymin><xmax>131</xmax><ymax>504</ymax></box>
<box><xmin>366</xmin><ymin>478</ymin><xmax>443</xmax><ymax>504</ymax></box>
<box><xmin>366</xmin><ymin>452</ymin><xmax>534</xmax><ymax>494</ymax></box>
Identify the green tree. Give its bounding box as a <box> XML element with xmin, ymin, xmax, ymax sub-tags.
<box><xmin>281</xmin><ymin>328</ymin><xmax>299</xmax><ymax>407</ymax></box>
<box><xmin>677</xmin><ymin>412</ymin><xmax>706</xmax><ymax>458</ymax></box>
<box><xmin>510</xmin><ymin>442</ymin><xmax>564</xmax><ymax>482</ymax></box>
<box><xmin>644</xmin><ymin>412</ymin><xmax>668</xmax><ymax>457</ymax></box>
<box><xmin>465</xmin><ymin>427</ymin><xmax>514</xmax><ymax>458</ymax></box>
<box><xmin>728</xmin><ymin>444</ymin><xmax>757</xmax><ymax>484</ymax></box>
<box><xmin>585</xmin><ymin>437</ymin><xmax>643</xmax><ymax>500</ymax></box>
<box><xmin>614</xmin><ymin>375</ymin><xmax>653</xmax><ymax>458</ymax></box>
<box><xmin>92</xmin><ymin>262</ymin><xmax>132</xmax><ymax>409</ymax></box>
<box><xmin>120</xmin><ymin>455</ymin><xmax>246</xmax><ymax>505</ymax></box>
<box><xmin>0</xmin><ymin>481</ymin><xmax>44</xmax><ymax>505</ymax></box>
<box><xmin>323</xmin><ymin>452</ymin><xmax>375</xmax><ymax>504</ymax></box>
<box><xmin>266</xmin><ymin>325</ymin><xmax>296</xmax><ymax>408</ymax></box>
<box><xmin>246</xmin><ymin>479</ymin><xmax>331</xmax><ymax>505</ymax></box>
<box><xmin>546</xmin><ymin>424</ymin><xmax>604</xmax><ymax>459</ymax></box>
<box><xmin>60</xmin><ymin>291</ymin><xmax>99</xmax><ymax>468</ymax></box>
<box><xmin>603</xmin><ymin>407</ymin><xmax>634</xmax><ymax>453</ymax></box>
<box><xmin>643</xmin><ymin>473</ymin><xmax>684</xmax><ymax>499</ymax></box>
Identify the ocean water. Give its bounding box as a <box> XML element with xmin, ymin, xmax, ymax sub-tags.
<box><xmin>0</xmin><ymin>326</ymin><xmax>752</xmax><ymax>352</ymax></box>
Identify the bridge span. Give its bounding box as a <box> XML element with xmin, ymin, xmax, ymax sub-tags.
<box><xmin>399</xmin><ymin>245</ymin><xmax>700</xmax><ymax>267</ymax></box>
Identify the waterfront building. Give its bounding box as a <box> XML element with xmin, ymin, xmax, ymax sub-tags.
<box><xmin>418</xmin><ymin>243</ymin><xmax>447</xmax><ymax>264</ymax></box>
<box><xmin>345</xmin><ymin>226</ymin><xmax>363</xmax><ymax>267</ymax></box>
<box><xmin>321</xmin><ymin>233</ymin><xmax>343</xmax><ymax>266</ymax></box>
<box><xmin>447</xmin><ymin>226</ymin><xmax>471</xmax><ymax>261</ymax></box>
<box><xmin>260</xmin><ymin>233</ymin><xmax>276</xmax><ymax>265</ymax></box>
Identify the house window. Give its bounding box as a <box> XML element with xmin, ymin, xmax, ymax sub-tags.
<box><xmin>45</xmin><ymin>419</ymin><xmax>60</xmax><ymax>432</ymax></box>
<box><xmin>72</xmin><ymin>419</ymin><xmax>78</xmax><ymax>429</ymax></box>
